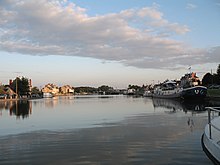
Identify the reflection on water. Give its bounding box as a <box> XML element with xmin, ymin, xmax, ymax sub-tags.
<box><xmin>152</xmin><ymin>98</ymin><xmax>218</xmax><ymax>113</ymax></box>
<box><xmin>0</xmin><ymin>96</ymin><xmax>217</xmax><ymax>165</ymax></box>
<box><xmin>0</xmin><ymin>100</ymin><xmax>32</xmax><ymax>119</ymax></box>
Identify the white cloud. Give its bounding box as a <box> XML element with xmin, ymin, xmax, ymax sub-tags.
<box><xmin>186</xmin><ymin>3</ymin><xmax>197</xmax><ymax>10</ymax></box>
<box><xmin>0</xmin><ymin>0</ymin><xmax>217</xmax><ymax>70</ymax></box>
<box><xmin>137</xmin><ymin>7</ymin><xmax>163</xmax><ymax>20</ymax></box>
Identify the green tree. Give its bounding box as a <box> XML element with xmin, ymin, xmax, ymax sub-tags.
<box><xmin>98</xmin><ymin>85</ymin><xmax>113</xmax><ymax>92</ymax></box>
<box><xmin>217</xmin><ymin>64</ymin><xmax>220</xmax><ymax>76</ymax></box>
<box><xmin>31</xmin><ymin>86</ymin><xmax>41</xmax><ymax>95</ymax></box>
<box><xmin>216</xmin><ymin>64</ymin><xmax>220</xmax><ymax>84</ymax></box>
<box><xmin>0</xmin><ymin>85</ymin><xmax>5</xmax><ymax>94</ymax></box>
<box><xmin>74</xmin><ymin>87</ymin><xmax>98</xmax><ymax>94</ymax></box>
<box><xmin>202</xmin><ymin>73</ymin><xmax>213</xmax><ymax>86</ymax></box>
<box><xmin>202</xmin><ymin>64</ymin><xmax>220</xmax><ymax>86</ymax></box>
<box><xmin>11</xmin><ymin>77</ymin><xmax>30</xmax><ymax>96</ymax></box>
<box><xmin>128</xmin><ymin>84</ymin><xmax>141</xmax><ymax>90</ymax></box>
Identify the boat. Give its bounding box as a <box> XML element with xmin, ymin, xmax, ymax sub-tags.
<box><xmin>143</xmin><ymin>90</ymin><xmax>153</xmax><ymax>97</ymax></box>
<box><xmin>152</xmin><ymin>80</ymin><xmax>183</xmax><ymax>99</ymax></box>
<box><xmin>180</xmin><ymin>72</ymin><xmax>207</xmax><ymax>99</ymax></box>
<box><xmin>150</xmin><ymin>72</ymin><xmax>207</xmax><ymax>99</ymax></box>
<box><xmin>182</xmin><ymin>86</ymin><xmax>207</xmax><ymax>99</ymax></box>
<box><xmin>201</xmin><ymin>107</ymin><xmax>220</xmax><ymax>165</ymax></box>
<box><xmin>43</xmin><ymin>92</ymin><xmax>54</xmax><ymax>98</ymax></box>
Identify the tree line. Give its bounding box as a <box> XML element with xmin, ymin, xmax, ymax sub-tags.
<box><xmin>202</xmin><ymin>64</ymin><xmax>220</xmax><ymax>87</ymax></box>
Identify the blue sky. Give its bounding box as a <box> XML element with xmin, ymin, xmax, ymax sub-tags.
<box><xmin>0</xmin><ymin>0</ymin><xmax>219</xmax><ymax>88</ymax></box>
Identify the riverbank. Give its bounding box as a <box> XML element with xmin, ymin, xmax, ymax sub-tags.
<box><xmin>206</xmin><ymin>89</ymin><xmax>220</xmax><ymax>100</ymax></box>
<box><xmin>0</xmin><ymin>97</ymin><xmax>43</xmax><ymax>102</ymax></box>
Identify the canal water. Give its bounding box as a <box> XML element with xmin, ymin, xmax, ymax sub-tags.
<box><xmin>0</xmin><ymin>96</ymin><xmax>217</xmax><ymax>165</ymax></box>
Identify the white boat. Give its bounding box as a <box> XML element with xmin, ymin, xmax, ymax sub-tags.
<box><xmin>43</xmin><ymin>92</ymin><xmax>54</xmax><ymax>98</ymax></box>
<box><xmin>143</xmin><ymin>90</ymin><xmax>153</xmax><ymax>97</ymax></box>
<box><xmin>150</xmin><ymin>72</ymin><xmax>207</xmax><ymax>99</ymax></box>
<box><xmin>153</xmin><ymin>80</ymin><xmax>183</xmax><ymax>99</ymax></box>
<box><xmin>202</xmin><ymin>107</ymin><xmax>220</xmax><ymax>164</ymax></box>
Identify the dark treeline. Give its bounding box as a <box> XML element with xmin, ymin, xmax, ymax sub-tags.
<box><xmin>202</xmin><ymin>64</ymin><xmax>220</xmax><ymax>87</ymax></box>
<box><xmin>10</xmin><ymin>77</ymin><xmax>30</xmax><ymax>96</ymax></box>
<box><xmin>74</xmin><ymin>85</ymin><xmax>119</xmax><ymax>95</ymax></box>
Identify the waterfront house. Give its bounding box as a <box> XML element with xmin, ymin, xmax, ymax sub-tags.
<box><xmin>60</xmin><ymin>85</ymin><xmax>74</xmax><ymax>94</ymax></box>
<box><xmin>4</xmin><ymin>87</ymin><xmax>17</xmax><ymax>99</ymax></box>
<box><xmin>42</xmin><ymin>83</ymin><xmax>59</xmax><ymax>95</ymax></box>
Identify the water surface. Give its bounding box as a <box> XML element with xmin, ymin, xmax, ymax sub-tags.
<box><xmin>0</xmin><ymin>96</ymin><xmax>215</xmax><ymax>164</ymax></box>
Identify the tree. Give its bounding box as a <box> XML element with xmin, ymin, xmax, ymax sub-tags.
<box><xmin>10</xmin><ymin>77</ymin><xmax>30</xmax><ymax>96</ymax></box>
<box><xmin>202</xmin><ymin>64</ymin><xmax>220</xmax><ymax>86</ymax></box>
<box><xmin>128</xmin><ymin>84</ymin><xmax>141</xmax><ymax>90</ymax></box>
<box><xmin>0</xmin><ymin>85</ymin><xmax>5</xmax><ymax>94</ymax></box>
<box><xmin>217</xmin><ymin>64</ymin><xmax>220</xmax><ymax>76</ymax></box>
<box><xmin>31</xmin><ymin>86</ymin><xmax>41</xmax><ymax>95</ymax></box>
<box><xmin>216</xmin><ymin>64</ymin><xmax>220</xmax><ymax>84</ymax></box>
<box><xmin>202</xmin><ymin>73</ymin><xmax>213</xmax><ymax>86</ymax></box>
<box><xmin>98</xmin><ymin>85</ymin><xmax>113</xmax><ymax>92</ymax></box>
<box><xmin>74</xmin><ymin>86</ymin><xmax>98</xmax><ymax>94</ymax></box>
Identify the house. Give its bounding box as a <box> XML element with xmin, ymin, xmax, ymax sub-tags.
<box><xmin>42</xmin><ymin>83</ymin><xmax>59</xmax><ymax>95</ymax></box>
<box><xmin>0</xmin><ymin>87</ymin><xmax>17</xmax><ymax>99</ymax></box>
<box><xmin>60</xmin><ymin>85</ymin><xmax>74</xmax><ymax>94</ymax></box>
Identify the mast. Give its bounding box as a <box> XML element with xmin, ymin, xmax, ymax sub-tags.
<box><xmin>16</xmin><ymin>77</ymin><xmax>18</xmax><ymax>99</ymax></box>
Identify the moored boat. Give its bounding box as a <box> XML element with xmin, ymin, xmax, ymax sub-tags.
<box><xmin>182</xmin><ymin>86</ymin><xmax>207</xmax><ymax>99</ymax></box>
<box><xmin>43</xmin><ymin>92</ymin><xmax>54</xmax><ymax>98</ymax></box>
<box><xmin>180</xmin><ymin>72</ymin><xmax>207</xmax><ymax>99</ymax></box>
<box><xmin>149</xmin><ymin>72</ymin><xmax>207</xmax><ymax>99</ymax></box>
<box><xmin>152</xmin><ymin>80</ymin><xmax>182</xmax><ymax>99</ymax></box>
<box><xmin>143</xmin><ymin>90</ymin><xmax>153</xmax><ymax>97</ymax></box>
<box><xmin>201</xmin><ymin>107</ymin><xmax>220</xmax><ymax>164</ymax></box>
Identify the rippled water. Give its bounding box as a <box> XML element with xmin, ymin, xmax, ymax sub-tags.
<box><xmin>0</xmin><ymin>96</ymin><xmax>216</xmax><ymax>164</ymax></box>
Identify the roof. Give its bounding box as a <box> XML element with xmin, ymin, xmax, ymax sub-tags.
<box><xmin>4</xmin><ymin>87</ymin><xmax>17</xmax><ymax>95</ymax></box>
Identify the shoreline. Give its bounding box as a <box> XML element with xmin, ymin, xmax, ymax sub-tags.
<box><xmin>206</xmin><ymin>95</ymin><xmax>220</xmax><ymax>100</ymax></box>
<box><xmin>0</xmin><ymin>97</ymin><xmax>43</xmax><ymax>102</ymax></box>
<box><xmin>0</xmin><ymin>95</ymin><xmax>220</xmax><ymax>102</ymax></box>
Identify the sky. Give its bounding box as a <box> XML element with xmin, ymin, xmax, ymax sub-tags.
<box><xmin>0</xmin><ymin>0</ymin><xmax>220</xmax><ymax>88</ymax></box>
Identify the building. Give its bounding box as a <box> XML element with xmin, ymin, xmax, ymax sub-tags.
<box><xmin>60</xmin><ymin>85</ymin><xmax>74</xmax><ymax>94</ymax></box>
<box><xmin>41</xmin><ymin>83</ymin><xmax>59</xmax><ymax>95</ymax></box>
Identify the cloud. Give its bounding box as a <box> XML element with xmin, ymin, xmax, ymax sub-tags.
<box><xmin>186</xmin><ymin>3</ymin><xmax>197</xmax><ymax>10</ymax></box>
<box><xmin>0</xmin><ymin>0</ymin><xmax>217</xmax><ymax>69</ymax></box>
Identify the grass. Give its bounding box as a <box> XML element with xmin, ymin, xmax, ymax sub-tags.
<box><xmin>207</xmin><ymin>89</ymin><xmax>220</xmax><ymax>97</ymax></box>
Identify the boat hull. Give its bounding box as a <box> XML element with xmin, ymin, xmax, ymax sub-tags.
<box><xmin>201</xmin><ymin>116</ymin><xmax>220</xmax><ymax>165</ymax></box>
<box><xmin>152</xmin><ymin>86</ymin><xmax>207</xmax><ymax>99</ymax></box>
<box><xmin>182</xmin><ymin>86</ymin><xmax>207</xmax><ymax>99</ymax></box>
<box><xmin>152</xmin><ymin>92</ymin><xmax>182</xmax><ymax>99</ymax></box>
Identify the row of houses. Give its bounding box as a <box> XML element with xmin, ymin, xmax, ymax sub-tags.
<box><xmin>0</xmin><ymin>79</ymin><xmax>75</xmax><ymax>99</ymax></box>
<box><xmin>41</xmin><ymin>83</ymin><xmax>74</xmax><ymax>97</ymax></box>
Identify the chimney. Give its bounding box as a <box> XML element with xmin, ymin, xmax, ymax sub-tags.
<box><xmin>9</xmin><ymin>79</ymin><xmax>13</xmax><ymax>86</ymax></box>
<box><xmin>29</xmin><ymin>79</ymin><xmax>32</xmax><ymax>87</ymax></box>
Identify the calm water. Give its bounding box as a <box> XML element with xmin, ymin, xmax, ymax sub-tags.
<box><xmin>0</xmin><ymin>95</ymin><xmax>217</xmax><ymax>165</ymax></box>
